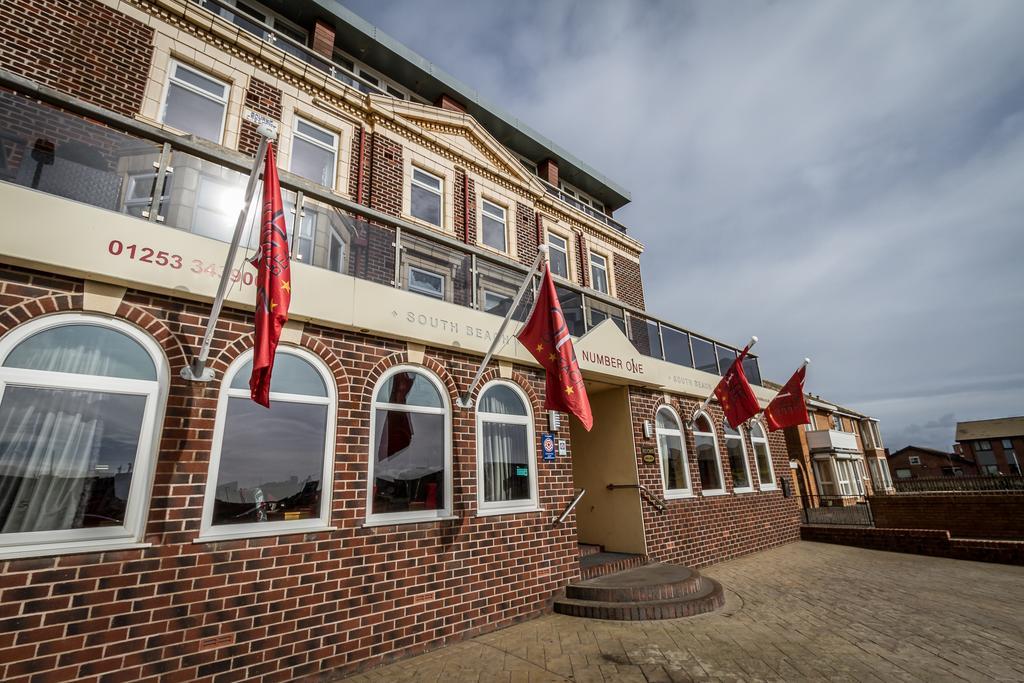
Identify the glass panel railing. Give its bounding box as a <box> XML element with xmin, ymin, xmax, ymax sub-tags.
<box><xmin>662</xmin><ymin>326</ymin><xmax>693</xmax><ymax>368</ymax></box>
<box><xmin>692</xmin><ymin>336</ymin><xmax>718</xmax><ymax>375</ymax></box>
<box><xmin>540</xmin><ymin>182</ymin><xmax>628</xmax><ymax>234</ymax></box>
<box><xmin>398</xmin><ymin>230</ymin><xmax>472</xmax><ymax>306</ymax></box>
<box><xmin>716</xmin><ymin>344</ymin><xmax>738</xmax><ymax>374</ymax></box>
<box><xmin>476</xmin><ymin>258</ymin><xmax>535</xmax><ymax>321</ymax></box>
<box><xmin>743</xmin><ymin>355</ymin><xmax>762</xmax><ymax>386</ymax></box>
<box><xmin>555</xmin><ymin>286</ymin><xmax>586</xmax><ymax>338</ymax></box>
<box><xmin>587</xmin><ymin>298</ymin><xmax>625</xmax><ymax>334</ymax></box>
<box><xmin>626</xmin><ymin>314</ymin><xmax>662</xmax><ymax>359</ymax></box>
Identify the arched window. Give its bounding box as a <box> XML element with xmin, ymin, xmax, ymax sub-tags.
<box><xmin>656</xmin><ymin>406</ymin><xmax>691</xmax><ymax>497</ymax></box>
<box><xmin>476</xmin><ymin>381</ymin><xmax>537</xmax><ymax>514</ymax></box>
<box><xmin>368</xmin><ymin>366</ymin><xmax>451</xmax><ymax>524</ymax></box>
<box><xmin>723</xmin><ymin>420</ymin><xmax>753</xmax><ymax>493</ymax></box>
<box><xmin>201</xmin><ymin>347</ymin><xmax>336</xmax><ymax>540</ymax></box>
<box><xmin>693</xmin><ymin>412</ymin><xmax>724</xmax><ymax>495</ymax></box>
<box><xmin>750</xmin><ymin>421</ymin><xmax>776</xmax><ymax>489</ymax></box>
<box><xmin>0</xmin><ymin>314</ymin><xmax>167</xmax><ymax>558</ymax></box>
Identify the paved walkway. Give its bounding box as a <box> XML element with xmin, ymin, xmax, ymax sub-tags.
<box><xmin>337</xmin><ymin>542</ymin><xmax>1024</xmax><ymax>682</ymax></box>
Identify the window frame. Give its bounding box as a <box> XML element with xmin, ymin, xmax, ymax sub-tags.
<box><xmin>289</xmin><ymin>115</ymin><xmax>339</xmax><ymax>189</ymax></box>
<box><xmin>0</xmin><ymin>314</ymin><xmax>168</xmax><ymax>559</ymax></box>
<box><xmin>479</xmin><ymin>198</ymin><xmax>508</xmax><ymax>253</ymax></box>
<box><xmin>409</xmin><ymin>166</ymin><xmax>444</xmax><ymax>227</ymax></box>
<box><xmin>407</xmin><ymin>265</ymin><xmax>446</xmax><ymax>300</ymax></box>
<box><xmin>198</xmin><ymin>346</ymin><xmax>337</xmax><ymax>543</ymax></box>
<box><xmin>749</xmin><ymin>420</ymin><xmax>777</xmax><ymax>490</ymax></box>
<box><xmin>366</xmin><ymin>365</ymin><xmax>453</xmax><ymax>525</ymax></box>
<box><xmin>546</xmin><ymin>230</ymin><xmax>571</xmax><ymax>281</ymax></box>
<box><xmin>693</xmin><ymin>411</ymin><xmax>726</xmax><ymax>496</ymax></box>
<box><xmin>656</xmin><ymin>405</ymin><xmax>692</xmax><ymax>499</ymax></box>
<box><xmin>475</xmin><ymin>380</ymin><xmax>539</xmax><ymax>516</ymax></box>
<box><xmin>159</xmin><ymin>59</ymin><xmax>230</xmax><ymax>144</ymax></box>
<box><xmin>589</xmin><ymin>251</ymin><xmax>610</xmax><ymax>294</ymax></box>
<box><xmin>723</xmin><ymin>421</ymin><xmax>754</xmax><ymax>494</ymax></box>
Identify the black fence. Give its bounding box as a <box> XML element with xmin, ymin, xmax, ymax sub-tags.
<box><xmin>893</xmin><ymin>475</ymin><xmax>1024</xmax><ymax>493</ymax></box>
<box><xmin>800</xmin><ymin>495</ymin><xmax>874</xmax><ymax>527</ymax></box>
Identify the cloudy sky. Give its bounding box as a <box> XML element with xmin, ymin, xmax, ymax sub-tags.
<box><xmin>342</xmin><ymin>0</ymin><xmax>1024</xmax><ymax>451</ymax></box>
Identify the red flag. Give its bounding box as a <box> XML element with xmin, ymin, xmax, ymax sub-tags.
<box><xmin>713</xmin><ymin>345</ymin><xmax>760</xmax><ymax>429</ymax></box>
<box><xmin>764</xmin><ymin>365</ymin><xmax>810</xmax><ymax>432</ymax></box>
<box><xmin>517</xmin><ymin>264</ymin><xmax>593</xmax><ymax>430</ymax></box>
<box><xmin>249</xmin><ymin>142</ymin><xmax>291</xmax><ymax>408</ymax></box>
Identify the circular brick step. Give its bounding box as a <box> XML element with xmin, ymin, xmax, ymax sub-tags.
<box><xmin>554</xmin><ymin>576</ymin><xmax>724</xmax><ymax>621</ymax></box>
<box><xmin>566</xmin><ymin>563</ymin><xmax>704</xmax><ymax>603</ymax></box>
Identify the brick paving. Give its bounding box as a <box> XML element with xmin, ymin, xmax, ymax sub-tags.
<box><xmin>334</xmin><ymin>541</ymin><xmax>1024</xmax><ymax>682</ymax></box>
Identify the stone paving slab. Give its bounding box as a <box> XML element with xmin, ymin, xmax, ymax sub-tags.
<box><xmin>335</xmin><ymin>542</ymin><xmax>1024</xmax><ymax>682</ymax></box>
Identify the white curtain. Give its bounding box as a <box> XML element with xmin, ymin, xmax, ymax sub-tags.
<box><xmin>481</xmin><ymin>421</ymin><xmax>525</xmax><ymax>502</ymax></box>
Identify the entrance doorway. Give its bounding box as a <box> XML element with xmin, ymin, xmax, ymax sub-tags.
<box><xmin>568</xmin><ymin>382</ymin><xmax>646</xmax><ymax>555</ymax></box>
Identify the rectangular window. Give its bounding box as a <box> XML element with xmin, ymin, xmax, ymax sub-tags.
<box><xmin>695</xmin><ymin>433</ymin><xmax>723</xmax><ymax>493</ymax></box>
<box><xmin>193</xmin><ymin>175</ymin><xmax>245</xmax><ymax>243</ymax></box>
<box><xmin>871</xmin><ymin>422</ymin><xmax>883</xmax><ymax>448</ymax></box>
<box><xmin>831</xmin><ymin>415</ymin><xmax>842</xmax><ymax>431</ymax></box>
<box><xmin>327</xmin><ymin>229</ymin><xmax>346</xmax><ymax>274</ymax></box>
<box><xmin>853</xmin><ymin>460</ymin><xmax>867</xmax><ymax>495</ymax></box>
<box><xmin>813</xmin><ymin>459</ymin><xmax>837</xmax><ymax>497</ymax></box>
<box><xmin>161</xmin><ymin>61</ymin><xmax>229</xmax><ymax>143</ymax></box>
<box><xmin>408</xmin><ymin>266</ymin><xmax>444</xmax><ymax>300</ymax></box>
<box><xmin>290</xmin><ymin>117</ymin><xmax>338</xmax><ymax>188</ymax></box>
<box><xmin>482</xmin><ymin>290</ymin><xmax>512</xmax><ymax>316</ymax></box>
<box><xmin>122</xmin><ymin>172</ymin><xmax>169</xmax><ymax>220</ymax></box>
<box><xmin>835</xmin><ymin>459</ymin><xmax>854</xmax><ymax>496</ymax></box>
<box><xmin>1001</xmin><ymin>439</ymin><xmax>1014</xmax><ymax>449</ymax></box>
<box><xmin>410</xmin><ymin>168</ymin><xmax>442</xmax><ymax>226</ymax></box>
<box><xmin>547</xmin><ymin>233</ymin><xmax>569</xmax><ymax>278</ymax></box>
<box><xmin>589</xmin><ymin>252</ymin><xmax>609</xmax><ymax>294</ymax></box>
<box><xmin>976</xmin><ymin>449</ymin><xmax>999</xmax><ymax>475</ymax></box>
<box><xmin>481</xmin><ymin>199</ymin><xmax>507</xmax><ymax>252</ymax></box>
<box><xmin>976</xmin><ymin>440</ymin><xmax>991</xmax><ymax>450</ymax></box>
<box><xmin>896</xmin><ymin>468</ymin><xmax>912</xmax><ymax>479</ymax></box>
<box><xmin>1008</xmin><ymin>451</ymin><xmax>1020</xmax><ymax>475</ymax></box>
<box><xmin>908</xmin><ymin>455</ymin><xmax>921</xmax><ymax>465</ymax></box>
<box><xmin>692</xmin><ymin>337</ymin><xmax>718</xmax><ymax>375</ymax></box>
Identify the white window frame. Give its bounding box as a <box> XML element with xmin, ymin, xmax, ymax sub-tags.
<box><xmin>813</xmin><ymin>457</ymin><xmax>838</xmax><ymax>497</ymax></box>
<box><xmin>723</xmin><ymin>421</ymin><xmax>754</xmax><ymax>494</ymax></box>
<box><xmin>749</xmin><ymin>420</ymin><xmax>776</xmax><ymax>490</ymax></box>
<box><xmin>160</xmin><ymin>60</ymin><xmax>230</xmax><ymax>144</ymax></box>
<box><xmin>475</xmin><ymin>380</ymin><xmax>539</xmax><ymax>515</ymax></box>
<box><xmin>908</xmin><ymin>455</ymin><xmax>922</xmax><ymax>466</ymax></box>
<box><xmin>835</xmin><ymin>457</ymin><xmax>855</xmax><ymax>496</ymax></box>
<box><xmin>366</xmin><ymin>365</ymin><xmax>452</xmax><ymax>525</ymax></box>
<box><xmin>481</xmin><ymin>289</ymin><xmax>511</xmax><ymax>314</ymax></box>
<box><xmin>589</xmin><ymin>251</ymin><xmax>609</xmax><ymax>294</ymax></box>
<box><xmin>805</xmin><ymin>411</ymin><xmax>816</xmax><ymax>431</ymax></box>
<box><xmin>693</xmin><ymin>411</ymin><xmax>725</xmax><ymax>496</ymax></box>
<box><xmin>871</xmin><ymin>421</ymin><xmax>883</xmax><ymax>448</ymax></box>
<box><xmin>407</xmin><ymin>266</ymin><xmax>445</xmax><ymax>300</ymax></box>
<box><xmin>656</xmin><ymin>406</ymin><xmax>692</xmax><ymax>498</ymax></box>
<box><xmin>831</xmin><ymin>414</ymin><xmax>842</xmax><ymax>432</ymax></box>
<box><xmin>290</xmin><ymin>116</ymin><xmax>338</xmax><ymax>189</ymax></box>
<box><xmin>198</xmin><ymin>346</ymin><xmax>337</xmax><ymax>543</ymax></box>
<box><xmin>410</xmin><ymin>167</ymin><xmax>443</xmax><ymax>227</ymax></box>
<box><xmin>0</xmin><ymin>314</ymin><xmax>168</xmax><ymax>559</ymax></box>
<box><xmin>546</xmin><ymin>231</ymin><xmax>571</xmax><ymax>280</ymax></box>
<box><xmin>479</xmin><ymin>198</ymin><xmax>508</xmax><ymax>253</ymax></box>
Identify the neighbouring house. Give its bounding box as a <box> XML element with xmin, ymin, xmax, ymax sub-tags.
<box><xmin>887</xmin><ymin>445</ymin><xmax>978</xmax><ymax>479</ymax></box>
<box><xmin>956</xmin><ymin>417</ymin><xmax>1024</xmax><ymax>475</ymax></box>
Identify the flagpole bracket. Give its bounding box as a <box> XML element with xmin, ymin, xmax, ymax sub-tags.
<box><xmin>180</xmin><ymin>360</ymin><xmax>216</xmax><ymax>382</ymax></box>
<box><xmin>456</xmin><ymin>395</ymin><xmax>474</xmax><ymax>410</ymax></box>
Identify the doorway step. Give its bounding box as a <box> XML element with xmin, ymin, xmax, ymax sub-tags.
<box><xmin>555</xmin><ymin>562</ymin><xmax>724</xmax><ymax>620</ymax></box>
<box><xmin>578</xmin><ymin>547</ymin><xmax>647</xmax><ymax>580</ymax></box>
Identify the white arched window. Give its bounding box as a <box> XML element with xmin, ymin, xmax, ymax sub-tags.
<box><xmin>693</xmin><ymin>412</ymin><xmax>725</xmax><ymax>495</ymax></box>
<box><xmin>368</xmin><ymin>365</ymin><xmax>451</xmax><ymax>524</ymax></box>
<box><xmin>723</xmin><ymin>420</ymin><xmax>753</xmax><ymax>493</ymax></box>
<box><xmin>476</xmin><ymin>381</ymin><xmax>537</xmax><ymax>514</ymax></box>
<box><xmin>0</xmin><ymin>314</ymin><xmax>167</xmax><ymax>558</ymax></box>
<box><xmin>656</xmin><ymin>406</ymin><xmax>691</xmax><ymax>497</ymax></box>
<box><xmin>200</xmin><ymin>347</ymin><xmax>336</xmax><ymax>541</ymax></box>
<box><xmin>750</xmin><ymin>420</ymin><xmax>776</xmax><ymax>490</ymax></box>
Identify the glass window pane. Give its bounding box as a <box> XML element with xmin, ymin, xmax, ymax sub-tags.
<box><xmin>661</xmin><ymin>327</ymin><xmax>692</xmax><ymax>367</ymax></box>
<box><xmin>377</xmin><ymin>371</ymin><xmax>442</xmax><ymax>408</ymax></box>
<box><xmin>695</xmin><ymin>435</ymin><xmax>721</xmax><ymax>491</ymax></box>
<box><xmin>408</xmin><ymin>267</ymin><xmax>444</xmax><ymax>299</ymax></box>
<box><xmin>0</xmin><ymin>387</ymin><xmax>145</xmax><ymax>533</ymax></box>
<box><xmin>716</xmin><ymin>345</ymin><xmax>737</xmax><ymax>374</ymax></box>
<box><xmin>743</xmin><ymin>355</ymin><xmax>762</xmax><ymax>386</ymax></box>
<box><xmin>411</xmin><ymin>184</ymin><xmax>441</xmax><ymax>225</ymax></box>
<box><xmin>726</xmin><ymin>437</ymin><xmax>750</xmax><ymax>489</ymax></box>
<box><xmin>659</xmin><ymin>432</ymin><xmax>687</xmax><ymax>490</ymax></box>
<box><xmin>482</xmin><ymin>290</ymin><xmax>512</xmax><ymax>316</ymax></box>
<box><xmin>5</xmin><ymin>324</ymin><xmax>156</xmax><ymax>380</ymax></box>
<box><xmin>591</xmin><ymin>263</ymin><xmax>608</xmax><ymax>294</ymax></box>
<box><xmin>229</xmin><ymin>353</ymin><xmax>327</xmax><ymax>396</ymax></box>
<box><xmin>555</xmin><ymin>286</ymin><xmax>586</xmax><ymax>337</ymax></box>
<box><xmin>172</xmin><ymin>64</ymin><xmax>227</xmax><ymax>97</ymax></box>
<box><xmin>163</xmin><ymin>83</ymin><xmax>225</xmax><ymax>142</ymax></box>
<box><xmin>479</xmin><ymin>384</ymin><xmax>527</xmax><ymax>416</ymax></box>
<box><xmin>482</xmin><ymin>214</ymin><xmax>506</xmax><ymax>251</ymax></box>
<box><xmin>723</xmin><ymin>421</ymin><xmax>740</xmax><ymax>436</ymax></box>
<box><xmin>692</xmin><ymin>337</ymin><xmax>718</xmax><ymax>375</ymax></box>
<box><xmin>412</xmin><ymin>168</ymin><xmax>441</xmax><ymax>190</ymax></box>
<box><xmin>750</xmin><ymin>423</ymin><xmax>766</xmax><ymax>439</ymax></box>
<box><xmin>291</xmin><ymin>136</ymin><xmax>335</xmax><ymax>187</ymax></box>
<box><xmin>656</xmin><ymin>408</ymin><xmax>679</xmax><ymax>431</ymax></box>
<box><xmin>372</xmin><ymin>409</ymin><xmax>445</xmax><ymax>514</ymax></box>
<box><xmin>481</xmin><ymin>421</ymin><xmax>530</xmax><ymax>502</ymax></box>
<box><xmin>296</xmin><ymin>120</ymin><xmax>335</xmax><ymax>147</ymax></box>
<box><xmin>549</xmin><ymin>247</ymin><xmax>568</xmax><ymax>279</ymax></box>
<box><xmin>211</xmin><ymin>397</ymin><xmax>327</xmax><ymax>525</ymax></box>
<box><xmin>192</xmin><ymin>176</ymin><xmax>245</xmax><ymax>242</ymax></box>
<box><xmin>694</xmin><ymin>415</ymin><xmax>713</xmax><ymax>433</ymax></box>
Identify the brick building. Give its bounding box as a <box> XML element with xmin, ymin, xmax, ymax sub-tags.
<box><xmin>781</xmin><ymin>392</ymin><xmax>893</xmax><ymax>506</ymax></box>
<box><xmin>955</xmin><ymin>417</ymin><xmax>1024</xmax><ymax>475</ymax></box>
<box><xmin>0</xmin><ymin>0</ymin><xmax>800</xmax><ymax>679</ymax></box>
<box><xmin>887</xmin><ymin>445</ymin><xmax>978</xmax><ymax>480</ymax></box>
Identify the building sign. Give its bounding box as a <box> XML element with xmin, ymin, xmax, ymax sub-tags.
<box><xmin>243</xmin><ymin>108</ymin><xmax>280</xmax><ymax>136</ymax></box>
<box><xmin>579</xmin><ymin>349</ymin><xmax>644</xmax><ymax>375</ymax></box>
<box><xmin>541</xmin><ymin>433</ymin><xmax>556</xmax><ymax>461</ymax></box>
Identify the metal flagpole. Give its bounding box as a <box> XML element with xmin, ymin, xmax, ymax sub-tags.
<box><xmin>181</xmin><ymin>123</ymin><xmax>277</xmax><ymax>382</ymax></box>
<box><xmin>456</xmin><ymin>245</ymin><xmax>549</xmax><ymax>409</ymax></box>
<box><xmin>690</xmin><ymin>335</ymin><xmax>757</xmax><ymax>424</ymax></box>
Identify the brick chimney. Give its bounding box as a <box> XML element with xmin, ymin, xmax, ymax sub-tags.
<box><xmin>312</xmin><ymin>20</ymin><xmax>335</xmax><ymax>59</ymax></box>
<box><xmin>434</xmin><ymin>93</ymin><xmax>467</xmax><ymax>113</ymax></box>
<box><xmin>538</xmin><ymin>158</ymin><xmax>559</xmax><ymax>186</ymax></box>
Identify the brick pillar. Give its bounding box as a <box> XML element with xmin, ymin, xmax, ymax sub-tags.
<box><xmin>538</xmin><ymin>158</ymin><xmax>559</xmax><ymax>186</ymax></box>
<box><xmin>434</xmin><ymin>93</ymin><xmax>467</xmax><ymax>113</ymax></box>
<box><xmin>576</xmin><ymin>232</ymin><xmax>588</xmax><ymax>287</ymax></box>
<box><xmin>312</xmin><ymin>20</ymin><xmax>335</xmax><ymax>58</ymax></box>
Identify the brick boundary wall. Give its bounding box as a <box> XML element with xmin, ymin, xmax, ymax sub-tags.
<box><xmin>801</xmin><ymin>527</ymin><xmax>1024</xmax><ymax>566</ymax></box>
<box><xmin>869</xmin><ymin>492</ymin><xmax>1024</xmax><ymax>540</ymax></box>
<box><xmin>0</xmin><ymin>264</ymin><xmax>580</xmax><ymax>682</ymax></box>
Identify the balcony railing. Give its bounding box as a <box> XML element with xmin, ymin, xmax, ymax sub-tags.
<box><xmin>0</xmin><ymin>75</ymin><xmax>760</xmax><ymax>385</ymax></box>
<box><xmin>806</xmin><ymin>430</ymin><xmax>860</xmax><ymax>452</ymax></box>
<box><xmin>539</xmin><ymin>180</ymin><xmax>628</xmax><ymax>234</ymax></box>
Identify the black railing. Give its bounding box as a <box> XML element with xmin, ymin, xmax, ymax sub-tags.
<box><xmin>893</xmin><ymin>475</ymin><xmax>1024</xmax><ymax>494</ymax></box>
<box><xmin>800</xmin><ymin>495</ymin><xmax>873</xmax><ymax>527</ymax></box>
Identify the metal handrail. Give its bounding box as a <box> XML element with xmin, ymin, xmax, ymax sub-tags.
<box><xmin>606</xmin><ymin>483</ymin><xmax>667</xmax><ymax>512</ymax></box>
<box><xmin>552</xmin><ymin>488</ymin><xmax>586</xmax><ymax>527</ymax></box>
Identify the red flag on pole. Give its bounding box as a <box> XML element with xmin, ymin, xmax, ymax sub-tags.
<box><xmin>517</xmin><ymin>264</ymin><xmax>593</xmax><ymax>430</ymax></box>
<box><xmin>764</xmin><ymin>364</ymin><xmax>810</xmax><ymax>432</ymax></box>
<box><xmin>713</xmin><ymin>345</ymin><xmax>760</xmax><ymax>429</ymax></box>
<box><xmin>249</xmin><ymin>142</ymin><xmax>291</xmax><ymax>408</ymax></box>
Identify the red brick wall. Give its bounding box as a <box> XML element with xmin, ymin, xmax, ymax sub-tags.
<box><xmin>453</xmin><ymin>168</ymin><xmax>476</xmax><ymax>244</ymax></box>
<box><xmin>238</xmin><ymin>79</ymin><xmax>283</xmax><ymax>157</ymax></box>
<box><xmin>515</xmin><ymin>203</ymin><xmax>537</xmax><ymax>264</ymax></box>
<box><xmin>0</xmin><ymin>264</ymin><xmax>580</xmax><ymax>681</ymax></box>
<box><xmin>801</xmin><ymin>526</ymin><xmax>1024</xmax><ymax>566</ymax></box>
<box><xmin>613</xmin><ymin>253</ymin><xmax>645</xmax><ymax>310</ymax></box>
<box><xmin>367</xmin><ymin>133</ymin><xmax>403</xmax><ymax>217</ymax></box>
<box><xmin>869</xmin><ymin>493</ymin><xmax>1024</xmax><ymax>540</ymax></box>
<box><xmin>0</xmin><ymin>0</ymin><xmax>153</xmax><ymax>117</ymax></box>
<box><xmin>628</xmin><ymin>387</ymin><xmax>801</xmax><ymax>567</ymax></box>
